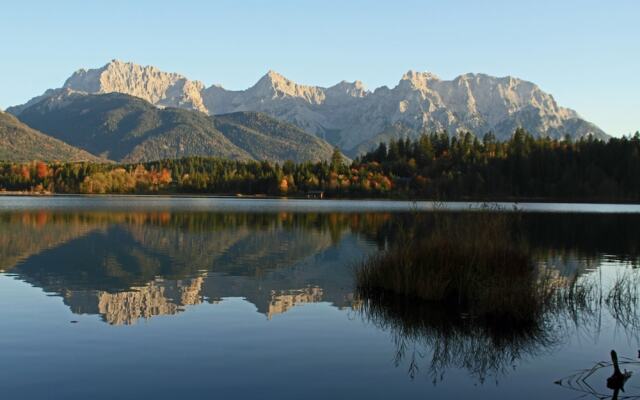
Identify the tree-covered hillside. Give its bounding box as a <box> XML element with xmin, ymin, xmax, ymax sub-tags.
<box><xmin>0</xmin><ymin>111</ymin><xmax>103</xmax><ymax>162</ymax></box>
<box><xmin>213</xmin><ymin>112</ymin><xmax>335</xmax><ymax>163</ymax></box>
<box><xmin>14</xmin><ymin>92</ymin><xmax>335</xmax><ymax>163</ymax></box>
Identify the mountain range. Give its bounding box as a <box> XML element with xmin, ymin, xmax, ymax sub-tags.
<box><xmin>8</xmin><ymin>60</ymin><xmax>608</xmax><ymax>157</ymax></box>
<box><xmin>13</xmin><ymin>91</ymin><xmax>335</xmax><ymax>163</ymax></box>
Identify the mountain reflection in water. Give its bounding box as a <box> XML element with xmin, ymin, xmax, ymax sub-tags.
<box><xmin>0</xmin><ymin>212</ymin><xmax>383</xmax><ymax>324</ymax></box>
<box><xmin>1</xmin><ymin>209</ymin><xmax>639</xmax><ymax>391</ymax></box>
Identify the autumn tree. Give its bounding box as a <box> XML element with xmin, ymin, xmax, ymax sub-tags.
<box><xmin>36</xmin><ymin>162</ymin><xmax>49</xmax><ymax>179</ymax></box>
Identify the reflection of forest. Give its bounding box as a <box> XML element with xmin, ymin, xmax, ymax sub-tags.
<box><xmin>0</xmin><ymin>212</ymin><xmax>106</xmax><ymax>271</ymax></box>
<box><xmin>1</xmin><ymin>211</ymin><xmax>639</xmax><ymax>325</ymax></box>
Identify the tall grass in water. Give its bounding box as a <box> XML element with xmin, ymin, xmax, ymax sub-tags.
<box><xmin>356</xmin><ymin>211</ymin><xmax>554</xmax><ymax>325</ymax></box>
<box><xmin>355</xmin><ymin>211</ymin><xmax>559</xmax><ymax>381</ymax></box>
<box><xmin>355</xmin><ymin>210</ymin><xmax>640</xmax><ymax>382</ymax></box>
<box><xmin>606</xmin><ymin>271</ymin><xmax>640</xmax><ymax>333</ymax></box>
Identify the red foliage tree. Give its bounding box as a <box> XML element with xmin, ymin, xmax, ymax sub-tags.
<box><xmin>36</xmin><ymin>162</ymin><xmax>49</xmax><ymax>179</ymax></box>
<box><xmin>159</xmin><ymin>168</ymin><xmax>172</xmax><ymax>185</ymax></box>
<box><xmin>20</xmin><ymin>165</ymin><xmax>30</xmax><ymax>180</ymax></box>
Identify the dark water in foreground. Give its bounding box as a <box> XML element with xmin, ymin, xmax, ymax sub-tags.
<box><xmin>1</xmin><ymin>197</ymin><xmax>639</xmax><ymax>399</ymax></box>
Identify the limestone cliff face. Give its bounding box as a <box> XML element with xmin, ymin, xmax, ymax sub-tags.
<box><xmin>10</xmin><ymin>60</ymin><xmax>608</xmax><ymax>154</ymax></box>
<box><xmin>331</xmin><ymin>71</ymin><xmax>598</xmax><ymax>151</ymax></box>
<box><xmin>7</xmin><ymin>61</ymin><xmax>207</xmax><ymax>115</ymax></box>
<box><xmin>62</xmin><ymin>60</ymin><xmax>208</xmax><ymax>113</ymax></box>
<box><xmin>201</xmin><ymin>69</ymin><xmax>606</xmax><ymax>150</ymax></box>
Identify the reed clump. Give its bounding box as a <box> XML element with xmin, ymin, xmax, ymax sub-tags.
<box><xmin>356</xmin><ymin>210</ymin><xmax>640</xmax><ymax>381</ymax></box>
<box><xmin>356</xmin><ymin>211</ymin><xmax>552</xmax><ymax>324</ymax></box>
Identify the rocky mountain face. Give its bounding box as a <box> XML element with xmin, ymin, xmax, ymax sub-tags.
<box><xmin>8</xmin><ymin>60</ymin><xmax>207</xmax><ymax>115</ymax></box>
<box><xmin>9</xmin><ymin>60</ymin><xmax>608</xmax><ymax>155</ymax></box>
<box><xmin>15</xmin><ymin>92</ymin><xmax>335</xmax><ymax>163</ymax></box>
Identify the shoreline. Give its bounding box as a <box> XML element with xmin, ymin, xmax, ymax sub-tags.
<box><xmin>1</xmin><ymin>190</ymin><xmax>639</xmax><ymax>205</ymax></box>
<box><xmin>1</xmin><ymin>192</ymin><xmax>640</xmax><ymax>210</ymax></box>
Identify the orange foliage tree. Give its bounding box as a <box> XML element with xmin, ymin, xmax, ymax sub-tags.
<box><xmin>36</xmin><ymin>162</ymin><xmax>49</xmax><ymax>179</ymax></box>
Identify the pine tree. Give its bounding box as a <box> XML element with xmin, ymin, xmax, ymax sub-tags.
<box><xmin>330</xmin><ymin>147</ymin><xmax>344</xmax><ymax>172</ymax></box>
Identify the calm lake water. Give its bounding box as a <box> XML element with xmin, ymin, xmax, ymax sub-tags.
<box><xmin>1</xmin><ymin>196</ymin><xmax>639</xmax><ymax>399</ymax></box>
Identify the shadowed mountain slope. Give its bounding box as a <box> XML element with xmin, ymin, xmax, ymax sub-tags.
<box><xmin>16</xmin><ymin>92</ymin><xmax>335</xmax><ymax>163</ymax></box>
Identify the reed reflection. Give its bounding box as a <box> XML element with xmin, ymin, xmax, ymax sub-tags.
<box><xmin>355</xmin><ymin>212</ymin><xmax>640</xmax><ymax>383</ymax></box>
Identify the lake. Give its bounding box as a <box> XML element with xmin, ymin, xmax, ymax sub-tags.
<box><xmin>1</xmin><ymin>196</ymin><xmax>639</xmax><ymax>399</ymax></box>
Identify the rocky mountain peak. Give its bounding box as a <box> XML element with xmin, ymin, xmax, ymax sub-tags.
<box><xmin>264</xmin><ymin>69</ymin><xmax>286</xmax><ymax>81</ymax></box>
<box><xmin>251</xmin><ymin>70</ymin><xmax>326</xmax><ymax>104</ymax></box>
<box><xmin>61</xmin><ymin>60</ymin><xmax>207</xmax><ymax>113</ymax></box>
<box><xmin>399</xmin><ymin>70</ymin><xmax>441</xmax><ymax>91</ymax></box>
<box><xmin>253</xmin><ymin>70</ymin><xmax>289</xmax><ymax>90</ymax></box>
<box><xmin>326</xmin><ymin>80</ymin><xmax>369</xmax><ymax>99</ymax></box>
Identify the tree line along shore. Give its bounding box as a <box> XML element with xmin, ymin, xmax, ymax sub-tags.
<box><xmin>1</xmin><ymin>129</ymin><xmax>639</xmax><ymax>202</ymax></box>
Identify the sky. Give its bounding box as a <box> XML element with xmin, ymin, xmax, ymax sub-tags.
<box><xmin>0</xmin><ymin>0</ymin><xmax>638</xmax><ymax>136</ymax></box>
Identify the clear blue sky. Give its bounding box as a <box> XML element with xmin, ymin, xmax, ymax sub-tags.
<box><xmin>1</xmin><ymin>0</ymin><xmax>638</xmax><ymax>136</ymax></box>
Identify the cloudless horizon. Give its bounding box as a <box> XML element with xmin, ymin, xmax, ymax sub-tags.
<box><xmin>1</xmin><ymin>0</ymin><xmax>638</xmax><ymax>136</ymax></box>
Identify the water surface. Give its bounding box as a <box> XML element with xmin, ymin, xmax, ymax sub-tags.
<box><xmin>0</xmin><ymin>197</ymin><xmax>639</xmax><ymax>399</ymax></box>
